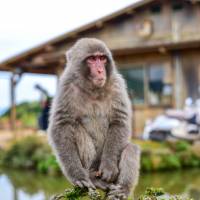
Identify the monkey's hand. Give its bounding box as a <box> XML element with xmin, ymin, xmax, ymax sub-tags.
<box><xmin>98</xmin><ymin>160</ymin><xmax>119</xmax><ymax>183</ymax></box>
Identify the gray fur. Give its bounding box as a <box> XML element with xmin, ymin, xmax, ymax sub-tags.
<box><xmin>48</xmin><ymin>38</ymin><xmax>140</xmax><ymax>199</ymax></box>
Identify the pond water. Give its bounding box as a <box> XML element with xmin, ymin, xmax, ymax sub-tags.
<box><xmin>0</xmin><ymin>168</ymin><xmax>200</xmax><ymax>200</ymax></box>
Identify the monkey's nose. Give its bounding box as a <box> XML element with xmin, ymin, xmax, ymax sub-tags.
<box><xmin>98</xmin><ymin>70</ymin><xmax>102</xmax><ymax>74</ymax></box>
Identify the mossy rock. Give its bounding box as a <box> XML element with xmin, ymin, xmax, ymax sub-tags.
<box><xmin>51</xmin><ymin>187</ymin><xmax>192</xmax><ymax>200</ymax></box>
<box><xmin>51</xmin><ymin>187</ymin><xmax>102</xmax><ymax>200</ymax></box>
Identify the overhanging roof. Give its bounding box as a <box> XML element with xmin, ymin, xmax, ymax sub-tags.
<box><xmin>0</xmin><ymin>0</ymin><xmax>156</xmax><ymax>74</ymax></box>
<box><xmin>1</xmin><ymin>0</ymin><xmax>200</xmax><ymax>74</ymax></box>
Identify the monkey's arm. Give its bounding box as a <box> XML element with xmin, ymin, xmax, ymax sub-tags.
<box><xmin>48</xmin><ymin>113</ymin><xmax>95</xmax><ymax>189</ymax></box>
<box><xmin>99</xmin><ymin>92</ymin><xmax>131</xmax><ymax>182</ymax></box>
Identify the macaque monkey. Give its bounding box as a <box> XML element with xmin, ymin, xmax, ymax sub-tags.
<box><xmin>48</xmin><ymin>38</ymin><xmax>140</xmax><ymax>200</ymax></box>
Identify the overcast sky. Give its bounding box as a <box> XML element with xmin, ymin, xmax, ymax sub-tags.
<box><xmin>0</xmin><ymin>0</ymin><xmax>139</xmax><ymax>112</ymax></box>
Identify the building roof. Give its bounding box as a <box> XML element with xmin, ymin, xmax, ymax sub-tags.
<box><xmin>0</xmin><ymin>0</ymin><xmax>156</xmax><ymax>74</ymax></box>
<box><xmin>1</xmin><ymin>0</ymin><xmax>200</xmax><ymax>74</ymax></box>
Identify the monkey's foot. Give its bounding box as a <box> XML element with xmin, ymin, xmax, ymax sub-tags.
<box><xmin>92</xmin><ymin>179</ymin><xmax>110</xmax><ymax>190</ymax></box>
<box><xmin>107</xmin><ymin>184</ymin><xmax>129</xmax><ymax>200</ymax></box>
<box><xmin>75</xmin><ymin>180</ymin><xmax>96</xmax><ymax>189</ymax></box>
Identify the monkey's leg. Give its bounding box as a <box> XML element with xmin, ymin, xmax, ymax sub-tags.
<box><xmin>107</xmin><ymin>143</ymin><xmax>140</xmax><ymax>200</ymax></box>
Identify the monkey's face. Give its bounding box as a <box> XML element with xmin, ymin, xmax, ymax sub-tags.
<box><xmin>85</xmin><ymin>52</ymin><xmax>107</xmax><ymax>88</ymax></box>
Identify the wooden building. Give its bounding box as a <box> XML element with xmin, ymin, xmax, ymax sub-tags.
<box><xmin>1</xmin><ymin>0</ymin><xmax>200</xmax><ymax>134</ymax></box>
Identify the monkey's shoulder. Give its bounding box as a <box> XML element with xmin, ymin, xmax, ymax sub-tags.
<box><xmin>108</xmin><ymin>74</ymin><xmax>129</xmax><ymax>99</ymax></box>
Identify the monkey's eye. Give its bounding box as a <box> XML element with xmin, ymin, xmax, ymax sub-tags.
<box><xmin>99</xmin><ymin>55</ymin><xmax>107</xmax><ymax>61</ymax></box>
<box><xmin>87</xmin><ymin>56</ymin><xmax>96</xmax><ymax>62</ymax></box>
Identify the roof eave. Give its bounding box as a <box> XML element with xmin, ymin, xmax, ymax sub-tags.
<box><xmin>0</xmin><ymin>0</ymin><xmax>155</xmax><ymax>67</ymax></box>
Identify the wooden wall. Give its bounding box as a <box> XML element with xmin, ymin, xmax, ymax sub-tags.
<box><xmin>61</xmin><ymin>0</ymin><xmax>200</xmax><ymax>52</ymax></box>
<box><xmin>115</xmin><ymin>52</ymin><xmax>173</xmax><ymax>134</ymax></box>
<box><xmin>115</xmin><ymin>48</ymin><xmax>200</xmax><ymax>134</ymax></box>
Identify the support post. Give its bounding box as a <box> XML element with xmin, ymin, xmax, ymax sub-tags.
<box><xmin>10</xmin><ymin>74</ymin><xmax>16</xmax><ymax>131</ymax></box>
<box><xmin>174</xmin><ymin>53</ymin><xmax>183</xmax><ymax>109</ymax></box>
<box><xmin>10</xmin><ymin>71</ymin><xmax>22</xmax><ymax>133</ymax></box>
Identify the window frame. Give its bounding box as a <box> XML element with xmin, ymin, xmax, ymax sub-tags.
<box><xmin>119</xmin><ymin>62</ymin><xmax>173</xmax><ymax>108</ymax></box>
<box><xmin>120</xmin><ymin>65</ymin><xmax>146</xmax><ymax>106</ymax></box>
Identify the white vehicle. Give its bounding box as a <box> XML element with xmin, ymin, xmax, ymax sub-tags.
<box><xmin>143</xmin><ymin>98</ymin><xmax>200</xmax><ymax>141</ymax></box>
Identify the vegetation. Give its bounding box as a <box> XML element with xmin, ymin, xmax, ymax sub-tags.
<box><xmin>0</xmin><ymin>136</ymin><xmax>61</xmax><ymax>175</ymax></box>
<box><xmin>0</xmin><ymin>136</ymin><xmax>200</xmax><ymax>175</ymax></box>
<box><xmin>0</xmin><ymin>101</ymin><xmax>41</xmax><ymax>128</ymax></box>
<box><xmin>138</xmin><ymin>140</ymin><xmax>200</xmax><ymax>172</ymax></box>
<box><xmin>0</xmin><ymin>137</ymin><xmax>199</xmax><ymax>199</ymax></box>
<box><xmin>51</xmin><ymin>187</ymin><xmax>193</xmax><ymax>200</ymax></box>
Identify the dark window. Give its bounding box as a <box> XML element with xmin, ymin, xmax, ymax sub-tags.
<box><xmin>150</xmin><ymin>4</ymin><xmax>162</xmax><ymax>14</ymax></box>
<box><xmin>120</xmin><ymin>68</ymin><xmax>145</xmax><ymax>105</ymax></box>
<box><xmin>148</xmin><ymin>64</ymin><xmax>172</xmax><ymax>106</ymax></box>
<box><xmin>172</xmin><ymin>2</ymin><xmax>184</xmax><ymax>11</ymax></box>
<box><xmin>120</xmin><ymin>63</ymin><xmax>173</xmax><ymax>106</ymax></box>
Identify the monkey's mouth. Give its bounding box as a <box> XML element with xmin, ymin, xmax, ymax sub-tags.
<box><xmin>92</xmin><ymin>78</ymin><xmax>106</xmax><ymax>88</ymax></box>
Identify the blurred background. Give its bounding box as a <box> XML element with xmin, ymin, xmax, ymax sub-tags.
<box><xmin>0</xmin><ymin>0</ymin><xmax>200</xmax><ymax>200</ymax></box>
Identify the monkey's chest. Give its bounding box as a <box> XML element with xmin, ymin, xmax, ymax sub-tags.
<box><xmin>79</xmin><ymin>101</ymin><xmax>110</xmax><ymax>141</ymax></box>
<box><xmin>75</xmin><ymin>108</ymin><xmax>110</xmax><ymax>169</ymax></box>
<box><xmin>82</xmin><ymin>113</ymin><xmax>108</xmax><ymax>139</ymax></box>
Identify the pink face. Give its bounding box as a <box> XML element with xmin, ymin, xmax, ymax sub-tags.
<box><xmin>86</xmin><ymin>52</ymin><xmax>107</xmax><ymax>88</ymax></box>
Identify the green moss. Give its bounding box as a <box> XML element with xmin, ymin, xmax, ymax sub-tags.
<box><xmin>52</xmin><ymin>187</ymin><xmax>102</xmax><ymax>200</ymax></box>
<box><xmin>52</xmin><ymin>187</ymin><xmax>193</xmax><ymax>200</ymax></box>
<box><xmin>138</xmin><ymin>187</ymin><xmax>165</xmax><ymax>199</ymax></box>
